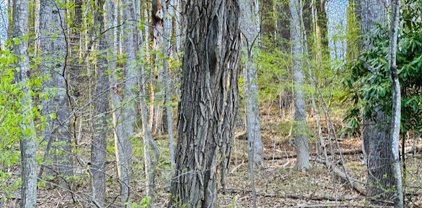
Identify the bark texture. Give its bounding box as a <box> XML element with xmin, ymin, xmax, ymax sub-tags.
<box><xmin>13</xmin><ymin>0</ymin><xmax>38</xmax><ymax>207</ymax></box>
<box><xmin>357</xmin><ymin>0</ymin><xmax>397</xmax><ymax>204</ymax></box>
<box><xmin>289</xmin><ymin>0</ymin><xmax>310</xmax><ymax>171</ymax></box>
<box><xmin>90</xmin><ymin>0</ymin><xmax>109</xmax><ymax>206</ymax></box>
<box><xmin>388</xmin><ymin>0</ymin><xmax>403</xmax><ymax>206</ymax></box>
<box><xmin>162</xmin><ymin>0</ymin><xmax>176</xmax><ymax>175</ymax></box>
<box><xmin>39</xmin><ymin>0</ymin><xmax>73</xmax><ymax>178</ymax></box>
<box><xmin>240</xmin><ymin>0</ymin><xmax>264</xmax><ymax>168</ymax></box>
<box><xmin>170</xmin><ymin>0</ymin><xmax>241</xmax><ymax>207</ymax></box>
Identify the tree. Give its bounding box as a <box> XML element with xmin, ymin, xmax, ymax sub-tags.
<box><xmin>161</xmin><ymin>0</ymin><xmax>176</xmax><ymax>176</ymax></box>
<box><xmin>240</xmin><ymin>0</ymin><xmax>264</xmax><ymax>168</ymax></box>
<box><xmin>170</xmin><ymin>0</ymin><xmax>241</xmax><ymax>206</ymax></box>
<box><xmin>356</xmin><ymin>0</ymin><xmax>398</xmax><ymax>204</ymax></box>
<box><xmin>137</xmin><ymin>0</ymin><xmax>159</xmax><ymax>205</ymax></box>
<box><xmin>239</xmin><ymin>1</ymin><xmax>263</xmax><ymax>206</ymax></box>
<box><xmin>90</xmin><ymin>0</ymin><xmax>109</xmax><ymax>206</ymax></box>
<box><xmin>13</xmin><ymin>0</ymin><xmax>38</xmax><ymax>206</ymax></box>
<box><xmin>388</xmin><ymin>0</ymin><xmax>403</xmax><ymax>206</ymax></box>
<box><xmin>289</xmin><ymin>0</ymin><xmax>310</xmax><ymax>171</ymax></box>
<box><xmin>39</xmin><ymin>0</ymin><xmax>73</xmax><ymax>179</ymax></box>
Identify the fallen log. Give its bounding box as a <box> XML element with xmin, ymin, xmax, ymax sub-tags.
<box><xmin>264</xmin><ymin>149</ymin><xmax>362</xmax><ymax>160</ymax></box>
<box><xmin>264</xmin><ymin>144</ymin><xmax>422</xmax><ymax>161</ymax></box>
<box><xmin>220</xmin><ymin>188</ymin><xmax>360</xmax><ymax>201</ymax></box>
<box><xmin>315</xmin><ymin>158</ymin><xmax>366</xmax><ymax>196</ymax></box>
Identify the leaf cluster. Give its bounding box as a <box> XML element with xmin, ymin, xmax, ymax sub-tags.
<box><xmin>342</xmin><ymin>2</ymin><xmax>422</xmax><ymax>135</ymax></box>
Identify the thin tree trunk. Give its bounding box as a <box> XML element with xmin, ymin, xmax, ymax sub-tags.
<box><xmin>162</xmin><ymin>0</ymin><xmax>176</xmax><ymax>176</ymax></box>
<box><xmin>68</xmin><ymin>0</ymin><xmax>83</xmax><ymax>156</ymax></box>
<box><xmin>115</xmin><ymin>0</ymin><xmax>137</xmax><ymax>204</ymax></box>
<box><xmin>388</xmin><ymin>0</ymin><xmax>403</xmax><ymax>206</ymax></box>
<box><xmin>240</xmin><ymin>0</ymin><xmax>264</xmax><ymax>168</ymax></box>
<box><xmin>289</xmin><ymin>0</ymin><xmax>310</xmax><ymax>171</ymax></box>
<box><xmin>13</xmin><ymin>0</ymin><xmax>38</xmax><ymax>207</ymax></box>
<box><xmin>90</xmin><ymin>0</ymin><xmax>109</xmax><ymax>206</ymax></box>
<box><xmin>149</xmin><ymin>0</ymin><xmax>164</xmax><ymax>135</ymax></box>
<box><xmin>69</xmin><ymin>0</ymin><xmax>83</xmax><ymax>104</ymax></box>
<box><xmin>140</xmin><ymin>50</ymin><xmax>158</xmax><ymax>207</ymax></box>
<box><xmin>107</xmin><ymin>0</ymin><xmax>128</xmax><ymax>205</ymax></box>
<box><xmin>39</xmin><ymin>0</ymin><xmax>73</xmax><ymax>179</ymax></box>
<box><xmin>170</xmin><ymin>0</ymin><xmax>241</xmax><ymax>207</ymax></box>
<box><xmin>239</xmin><ymin>1</ymin><xmax>262</xmax><ymax>207</ymax></box>
<box><xmin>310</xmin><ymin>0</ymin><xmax>326</xmax><ymax>162</ymax></box>
<box><xmin>137</xmin><ymin>0</ymin><xmax>159</xmax><ymax>205</ymax></box>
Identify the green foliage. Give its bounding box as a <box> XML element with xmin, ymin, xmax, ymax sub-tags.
<box><xmin>343</xmin><ymin>1</ymin><xmax>422</xmax><ymax>134</ymax></box>
<box><xmin>255</xmin><ymin>36</ymin><xmax>291</xmax><ymax>103</ymax></box>
<box><xmin>130</xmin><ymin>196</ymin><xmax>151</xmax><ymax>208</ymax></box>
<box><xmin>0</xmin><ymin>48</ymin><xmax>25</xmax><ymax>197</ymax></box>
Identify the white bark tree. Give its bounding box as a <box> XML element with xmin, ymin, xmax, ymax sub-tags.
<box><xmin>13</xmin><ymin>0</ymin><xmax>38</xmax><ymax>207</ymax></box>
<box><xmin>388</xmin><ymin>0</ymin><xmax>403</xmax><ymax>206</ymax></box>
<box><xmin>108</xmin><ymin>1</ymin><xmax>127</xmax><ymax>204</ymax></box>
<box><xmin>162</xmin><ymin>0</ymin><xmax>176</xmax><ymax>176</ymax></box>
<box><xmin>289</xmin><ymin>0</ymin><xmax>310</xmax><ymax>171</ymax></box>
<box><xmin>137</xmin><ymin>0</ymin><xmax>159</xmax><ymax>204</ymax></box>
<box><xmin>240</xmin><ymin>0</ymin><xmax>264</xmax><ymax>168</ymax></box>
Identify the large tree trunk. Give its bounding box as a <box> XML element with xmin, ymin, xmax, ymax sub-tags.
<box><xmin>388</xmin><ymin>0</ymin><xmax>403</xmax><ymax>206</ymax></box>
<box><xmin>357</xmin><ymin>0</ymin><xmax>397</xmax><ymax>204</ymax></box>
<box><xmin>169</xmin><ymin>0</ymin><xmax>241</xmax><ymax>207</ymax></box>
<box><xmin>289</xmin><ymin>0</ymin><xmax>310</xmax><ymax>171</ymax></box>
<box><xmin>90</xmin><ymin>0</ymin><xmax>109</xmax><ymax>206</ymax></box>
<box><xmin>13</xmin><ymin>0</ymin><xmax>38</xmax><ymax>207</ymax></box>
<box><xmin>39</xmin><ymin>0</ymin><xmax>73</xmax><ymax>179</ymax></box>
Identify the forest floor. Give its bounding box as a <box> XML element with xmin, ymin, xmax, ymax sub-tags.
<box><xmin>5</xmin><ymin>108</ymin><xmax>422</xmax><ymax>208</ymax></box>
<box><xmin>214</xmin><ymin>109</ymin><xmax>422</xmax><ymax>208</ymax></box>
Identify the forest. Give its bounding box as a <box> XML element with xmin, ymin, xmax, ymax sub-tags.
<box><xmin>0</xmin><ymin>0</ymin><xmax>421</xmax><ymax>207</ymax></box>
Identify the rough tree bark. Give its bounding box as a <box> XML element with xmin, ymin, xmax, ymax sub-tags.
<box><xmin>169</xmin><ymin>0</ymin><xmax>241</xmax><ymax>207</ymax></box>
<box><xmin>90</xmin><ymin>0</ymin><xmax>109</xmax><ymax>206</ymax></box>
<box><xmin>357</xmin><ymin>0</ymin><xmax>397</xmax><ymax>204</ymax></box>
<box><xmin>388</xmin><ymin>0</ymin><xmax>403</xmax><ymax>206</ymax></box>
<box><xmin>39</xmin><ymin>0</ymin><xmax>73</xmax><ymax>178</ymax></box>
<box><xmin>13</xmin><ymin>0</ymin><xmax>38</xmax><ymax>207</ymax></box>
<box><xmin>289</xmin><ymin>0</ymin><xmax>310</xmax><ymax>171</ymax></box>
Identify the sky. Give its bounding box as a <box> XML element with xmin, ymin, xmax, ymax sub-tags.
<box><xmin>0</xmin><ymin>0</ymin><xmax>6</xmax><ymax>44</ymax></box>
<box><xmin>326</xmin><ymin>0</ymin><xmax>349</xmax><ymax>63</ymax></box>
